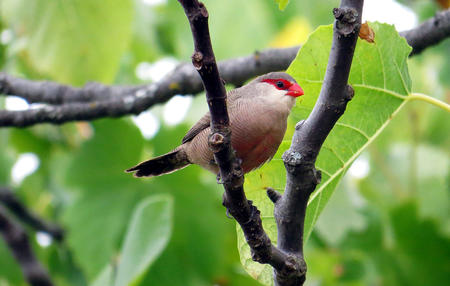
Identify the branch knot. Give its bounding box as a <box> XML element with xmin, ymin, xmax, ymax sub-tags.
<box><xmin>198</xmin><ymin>3</ymin><xmax>209</xmax><ymax>18</ymax></box>
<box><xmin>208</xmin><ymin>131</ymin><xmax>229</xmax><ymax>153</ymax></box>
<box><xmin>345</xmin><ymin>84</ymin><xmax>355</xmax><ymax>100</ymax></box>
<box><xmin>282</xmin><ymin>149</ymin><xmax>321</xmax><ymax>192</ymax></box>
<box><xmin>192</xmin><ymin>51</ymin><xmax>204</xmax><ymax>70</ymax></box>
<box><xmin>282</xmin><ymin>150</ymin><xmax>303</xmax><ymax>166</ymax></box>
<box><xmin>295</xmin><ymin>120</ymin><xmax>305</xmax><ymax>131</ymax></box>
<box><xmin>333</xmin><ymin>7</ymin><xmax>359</xmax><ymax>36</ymax></box>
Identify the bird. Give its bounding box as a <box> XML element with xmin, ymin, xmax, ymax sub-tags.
<box><xmin>126</xmin><ymin>72</ymin><xmax>304</xmax><ymax>178</ymax></box>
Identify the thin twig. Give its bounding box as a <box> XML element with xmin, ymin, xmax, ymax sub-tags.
<box><xmin>0</xmin><ymin>206</ymin><xmax>54</xmax><ymax>286</ymax></box>
<box><xmin>0</xmin><ymin>187</ymin><xmax>64</xmax><ymax>241</ymax></box>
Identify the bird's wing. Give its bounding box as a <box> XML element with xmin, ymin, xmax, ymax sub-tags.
<box><xmin>181</xmin><ymin>88</ymin><xmax>241</xmax><ymax>144</ymax></box>
<box><xmin>181</xmin><ymin>112</ymin><xmax>211</xmax><ymax>144</ymax></box>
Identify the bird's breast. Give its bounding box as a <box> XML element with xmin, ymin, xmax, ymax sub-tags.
<box><xmin>185</xmin><ymin>97</ymin><xmax>292</xmax><ymax>175</ymax></box>
<box><xmin>229</xmin><ymin>102</ymin><xmax>288</xmax><ymax>172</ymax></box>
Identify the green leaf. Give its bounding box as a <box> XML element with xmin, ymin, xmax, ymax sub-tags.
<box><xmin>0</xmin><ymin>239</ymin><xmax>25</xmax><ymax>285</ymax></box>
<box><xmin>238</xmin><ymin>23</ymin><xmax>412</xmax><ymax>284</ymax></box>
<box><xmin>114</xmin><ymin>195</ymin><xmax>173</xmax><ymax>286</ymax></box>
<box><xmin>1</xmin><ymin>0</ymin><xmax>133</xmax><ymax>85</ymax></box>
<box><xmin>66</xmin><ymin>119</ymin><xmax>144</xmax><ymax>189</ymax></box>
<box><xmin>0</xmin><ymin>130</ymin><xmax>13</xmax><ymax>184</ymax></box>
<box><xmin>63</xmin><ymin>188</ymin><xmax>148</xmax><ymax>280</ymax></box>
<box><xmin>91</xmin><ymin>265</ymin><xmax>114</xmax><ymax>286</ymax></box>
<box><xmin>388</xmin><ymin>202</ymin><xmax>450</xmax><ymax>285</ymax></box>
<box><xmin>336</xmin><ymin>202</ymin><xmax>450</xmax><ymax>285</ymax></box>
<box><xmin>9</xmin><ymin>129</ymin><xmax>52</xmax><ymax>157</ymax></box>
<box><xmin>275</xmin><ymin>0</ymin><xmax>290</xmax><ymax>11</ymax></box>
<box><xmin>63</xmin><ymin>119</ymin><xmax>147</xmax><ymax>279</ymax></box>
<box><xmin>314</xmin><ymin>176</ymin><xmax>366</xmax><ymax>246</ymax></box>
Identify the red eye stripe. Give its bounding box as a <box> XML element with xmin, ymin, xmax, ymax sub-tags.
<box><xmin>262</xmin><ymin>78</ymin><xmax>293</xmax><ymax>90</ymax></box>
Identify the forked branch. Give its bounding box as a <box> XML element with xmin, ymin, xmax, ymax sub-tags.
<box><xmin>178</xmin><ymin>0</ymin><xmax>305</xmax><ymax>283</ymax></box>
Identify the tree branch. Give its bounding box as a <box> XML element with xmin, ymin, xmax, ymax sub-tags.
<box><xmin>400</xmin><ymin>9</ymin><xmax>450</xmax><ymax>56</ymax></box>
<box><xmin>0</xmin><ymin>187</ymin><xmax>64</xmax><ymax>241</ymax></box>
<box><xmin>0</xmin><ymin>47</ymin><xmax>297</xmax><ymax>106</ymax></box>
<box><xmin>0</xmin><ymin>73</ymin><xmax>144</xmax><ymax>105</ymax></box>
<box><xmin>178</xmin><ymin>0</ymin><xmax>304</xmax><ymax>283</ymax></box>
<box><xmin>0</xmin><ymin>206</ymin><xmax>54</xmax><ymax>286</ymax></box>
<box><xmin>273</xmin><ymin>1</ymin><xmax>363</xmax><ymax>285</ymax></box>
<box><xmin>0</xmin><ymin>9</ymin><xmax>449</xmax><ymax>128</ymax></box>
<box><xmin>0</xmin><ymin>47</ymin><xmax>297</xmax><ymax>127</ymax></box>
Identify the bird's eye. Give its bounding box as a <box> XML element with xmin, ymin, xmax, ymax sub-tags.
<box><xmin>276</xmin><ymin>81</ymin><xmax>285</xmax><ymax>88</ymax></box>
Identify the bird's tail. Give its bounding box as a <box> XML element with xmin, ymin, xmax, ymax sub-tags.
<box><xmin>125</xmin><ymin>149</ymin><xmax>190</xmax><ymax>177</ymax></box>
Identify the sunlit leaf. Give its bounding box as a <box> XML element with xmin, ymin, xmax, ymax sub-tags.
<box><xmin>275</xmin><ymin>0</ymin><xmax>290</xmax><ymax>11</ymax></box>
<box><xmin>238</xmin><ymin>23</ymin><xmax>412</xmax><ymax>285</ymax></box>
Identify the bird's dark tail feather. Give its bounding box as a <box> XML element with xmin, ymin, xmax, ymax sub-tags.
<box><xmin>126</xmin><ymin>149</ymin><xmax>190</xmax><ymax>177</ymax></box>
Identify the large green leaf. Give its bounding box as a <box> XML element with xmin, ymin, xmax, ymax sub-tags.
<box><xmin>238</xmin><ymin>23</ymin><xmax>412</xmax><ymax>284</ymax></box>
<box><xmin>114</xmin><ymin>195</ymin><xmax>173</xmax><ymax>286</ymax></box>
<box><xmin>63</xmin><ymin>119</ymin><xmax>147</xmax><ymax>279</ymax></box>
<box><xmin>1</xmin><ymin>0</ymin><xmax>133</xmax><ymax>85</ymax></box>
<box><xmin>63</xmin><ymin>187</ymin><xmax>148</xmax><ymax>280</ymax></box>
<box><xmin>91</xmin><ymin>195</ymin><xmax>173</xmax><ymax>286</ymax></box>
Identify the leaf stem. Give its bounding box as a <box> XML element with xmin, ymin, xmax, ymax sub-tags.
<box><xmin>408</xmin><ymin>93</ymin><xmax>450</xmax><ymax>112</ymax></box>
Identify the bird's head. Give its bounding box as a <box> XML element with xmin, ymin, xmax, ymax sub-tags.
<box><xmin>260</xmin><ymin>73</ymin><xmax>304</xmax><ymax>98</ymax></box>
<box><xmin>248</xmin><ymin>72</ymin><xmax>303</xmax><ymax>98</ymax></box>
<box><xmin>244</xmin><ymin>72</ymin><xmax>304</xmax><ymax>110</ymax></box>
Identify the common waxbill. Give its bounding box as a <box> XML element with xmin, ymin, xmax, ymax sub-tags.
<box><xmin>126</xmin><ymin>72</ymin><xmax>304</xmax><ymax>177</ymax></box>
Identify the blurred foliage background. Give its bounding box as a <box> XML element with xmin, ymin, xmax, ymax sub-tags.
<box><xmin>0</xmin><ymin>0</ymin><xmax>449</xmax><ymax>285</ymax></box>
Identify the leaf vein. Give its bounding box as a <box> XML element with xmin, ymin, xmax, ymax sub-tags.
<box><xmin>321</xmin><ymin>145</ymin><xmax>345</xmax><ymax>165</ymax></box>
<box><xmin>317</xmin><ymin>167</ymin><xmax>332</xmax><ymax>177</ymax></box>
<box><xmin>308</xmin><ymin>100</ymin><xmax>408</xmax><ymax>205</ymax></box>
<box><xmin>335</xmin><ymin>122</ymin><xmax>370</xmax><ymax>140</ymax></box>
<box><xmin>394</xmin><ymin>60</ymin><xmax>410</xmax><ymax>94</ymax></box>
<box><xmin>375</xmin><ymin>42</ymin><xmax>386</xmax><ymax>89</ymax></box>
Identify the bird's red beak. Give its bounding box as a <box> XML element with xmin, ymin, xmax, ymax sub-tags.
<box><xmin>287</xmin><ymin>83</ymin><xmax>304</xmax><ymax>97</ymax></box>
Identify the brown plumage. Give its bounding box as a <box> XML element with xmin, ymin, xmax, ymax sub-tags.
<box><xmin>126</xmin><ymin>72</ymin><xmax>303</xmax><ymax>177</ymax></box>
